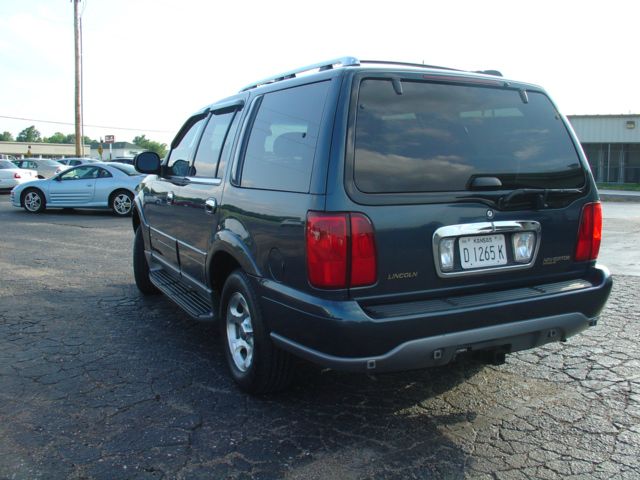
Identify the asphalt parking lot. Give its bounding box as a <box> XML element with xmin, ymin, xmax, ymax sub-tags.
<box><xmin>0</xmin><ymin>195</ymin><xmax>639</xmax><ymax>480</ymax></box>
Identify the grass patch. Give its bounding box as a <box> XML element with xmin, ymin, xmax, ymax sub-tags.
<box><xmin>597</xmin><ymin>183</ymin><xmax>640</xmax><ymax>192</ymax></box>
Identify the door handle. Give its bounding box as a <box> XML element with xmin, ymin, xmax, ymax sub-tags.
<box><xmin>205</xmin><ymin>197</ymin><xmax>217</xmax><ymax>215</ymax></box>
<box><xmin>167</xmin><ymin>191</ymin><xmax>175</xmax><ymax>204</ymax></box>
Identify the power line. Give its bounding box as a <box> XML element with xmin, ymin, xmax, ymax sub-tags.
<box><xmin>0</xmin><ymin>115</ymin><xmax>172</xmax><ymax>133</ymax></box>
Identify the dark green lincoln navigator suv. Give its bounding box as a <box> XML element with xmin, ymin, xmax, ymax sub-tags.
<box><xmin>132</xmin><ymin>57</ymin><xmax>612</xmax><ymax>393</ymax></box>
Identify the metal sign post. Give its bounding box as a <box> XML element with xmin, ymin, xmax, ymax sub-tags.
<box><xmin>105</xmin><ymin>135</ymin><xmax>115</xmax><ymax>161</ymax></box>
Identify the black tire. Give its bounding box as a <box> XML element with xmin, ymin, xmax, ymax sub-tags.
<box><xmin>220</xmin><ymin>270</ymin><xmax>293</xmax><ymax>394</ymax></box>
<box><xmin>22</xmin><ymin>188</ymin><xmax>46</xmax><ymax>213</ymax></box>
<box><xmin>111</xmin><ymin>190</ymin><xmax>134</xmax><ymax>217</ymax></box>
<box><xmin>133</xmin><ymin>227</ymin><xmax>159</xmax><ymax>295</ymax></box>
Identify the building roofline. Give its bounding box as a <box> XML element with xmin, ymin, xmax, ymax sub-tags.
<box><xmin>567</xmin><ymin>114</ymin><xmax>640</xmax><ymax>118</ymax></box>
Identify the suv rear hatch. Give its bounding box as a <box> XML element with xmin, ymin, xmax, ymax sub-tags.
<box><xmin>340</xmin><ymin>71</ymin><xmax>597</xmax><ymax>304</ymax></box>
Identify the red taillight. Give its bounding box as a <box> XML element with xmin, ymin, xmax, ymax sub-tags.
<box><xmin>13</xmin><ymin>172</ymin><xmax>21</xmax><ymax>179</ymax></box>
<box><xmin>574</xmin><ymin>202</ymin><xmax>602</xmax><ymax>262</ymax></box>
<box><xmin>350</xmin><ymin>214</ymin><xmax>377</xmax><ymax>286</ymax></box>
<box><xmin>306</xmin><ymin>213</ymin><xmax>348</xmax><ymax>288</ymax></box>
<box><xmin>306</xmin><ymin>212</ymin><xmax>377</xmax><ymax>289</ymax></box>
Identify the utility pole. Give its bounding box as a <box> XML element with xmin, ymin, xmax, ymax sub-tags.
<box><xmin>73</xmin><ymin>0</ymin><xmax>82</xmax><ymax>156</ymax></box>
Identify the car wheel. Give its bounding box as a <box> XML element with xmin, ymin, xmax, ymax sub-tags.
<box><xmin>22</xmin><ymin>188</ymin><xmax>46</xmax><ymax>213</ymax></box>
<box><xmin>221</xmin><ymin>270</ymin><xmax>294</xmax><ymax>394</ymax></box>
<box><xmin>133</xmin><ymin>227</ymin><xmax>159</xmax><ymax>295</ymax></box>
<box><xmin>111</xmin><ymin>190</ymin><xmax>133</xmax><ymax>216</ymax></box>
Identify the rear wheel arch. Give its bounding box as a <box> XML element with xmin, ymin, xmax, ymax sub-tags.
<box><xmin>211</xmin><ymin>230</ymin><xmax>262</xmax><ymax>278</ymax></box>
<box><xmin>209</xmin><ymin>250</ymin><xmax>242</xmax><ymax>296</ymax></box>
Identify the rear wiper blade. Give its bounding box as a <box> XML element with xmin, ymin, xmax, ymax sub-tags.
<box><xmin>499</xmin><ymin>188</ymin><xmax>582</xmax><ymax>209</ymax></box>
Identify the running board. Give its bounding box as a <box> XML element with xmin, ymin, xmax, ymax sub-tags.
<box><xmin>149</xmin><ymin>269</ymin><xmax>216</xmax><ymax>322</ymax></box>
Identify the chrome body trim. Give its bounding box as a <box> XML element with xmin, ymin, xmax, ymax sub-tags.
<box><xmin>432</xmin><ymin>221</ymin><xmax>542</xmax><ymax>278</ymax></box>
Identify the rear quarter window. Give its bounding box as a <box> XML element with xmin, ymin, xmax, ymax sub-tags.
<box><xmin>240</xmin><ymin>81</ymin><xmax>330</xmax><ymax>193</ymax></box>
<box><xmin>353</xmin><ymin>78</ymin><xmax>584</xmax><ymax>193</ymax></box>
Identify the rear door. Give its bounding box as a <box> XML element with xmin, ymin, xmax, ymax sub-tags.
<box><xmin>338</xmin><ymin>73</ymin><xmax>592</xmax><ymax>301</ymax></box>
<box><xmin>171</xmin><ymin>104</ymin><xmax>242</xmax><ymax>287</ymax></box>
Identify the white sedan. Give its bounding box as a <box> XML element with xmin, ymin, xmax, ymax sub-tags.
<box><xmin>0</xmin><ymin>159</ymin><xmax>38</xmax><ymax>190</ymax></box>
<box><xmin>10</xmin><ymin>162</ymin><xmax>145</xmax><ymax>216</ymax></box>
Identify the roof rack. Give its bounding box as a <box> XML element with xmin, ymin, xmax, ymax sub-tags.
<box><xmin>239</xmin><ymin>57</ymin><xmax>503</xmax><ymax>92</ymax></box>
<box><xmin>474</xmin><ymin>69</ymin><xmax>503</xmax><ymax>77</ymax></box>
<box><xmin>359</xmin><ymin>59</ymin><xmax>461</xmax><ymax>72</ymax></box>
<box><xmin>239</xmin><ymin>57</ymin><xmax>360</xmax><ymax>92</ymax></box>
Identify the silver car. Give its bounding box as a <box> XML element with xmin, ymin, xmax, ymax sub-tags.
<box><xmin>57</xmin><ymin>157</ymin><xmax>100</xmax><ymax>167</ymax></box>
<box><xmin>10</xmin><ymin>162</ymin><xmax>145</xmax><ymax>216</ymax></box>
<box><xmin>0</xmin><ymin>159</ymin><xmax>38</xmax><ymax>190</ymax></box>
<box><xmin>12</xmin><ymin>158</ymin><xmax>67</xmax><ymax>178</ymax></box>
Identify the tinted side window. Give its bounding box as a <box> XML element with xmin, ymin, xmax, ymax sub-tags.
<box><xmin>96</xmin><ymin>168</ymin><xmax>112</xmax><ymax>178</ymax></box>
<box><xmin>60</xmin><ymin>166</ymin><xmax>98</xmax><ymax>180</ymax></box>
<box><xmin>167</xmin><ymin>116</ymin><xmax>206</xmax><ymax>176</ymax></box>
<box><xmin>192</xmin><ymin>111</ymin><xmax>235</xmax><ymax>178</ymax></box>
<box><xmin>240</xmin><ymin>81</ymin><xmax>330</xmax><ymax>192</ymax></box>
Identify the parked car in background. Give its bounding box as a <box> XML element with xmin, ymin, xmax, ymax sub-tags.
<box><xmin>108</xmin><ymin>157</ymin><xmax>135</xmax><ymax>166</ymax></box>
<box><xmin>12</xmin><ymin>158</ymin><xmax>67</xmax><ymax>178</ymax></box>
<box><xmin>56</xmin><ymin>158</ymin><xmax>99</xmax><ymax>167</ymax></box>
<box><xmin>10</xmin><ymin>162</ymin><xmax>145</xmax><ymax>216</ymax></box>
<box><xmin>0</xmin><ymin>159</ymin><xmax>38</xmax><ymax>191</ymax></box>
<box><xmin>132</xmin><ymin>57</ymin><xmax>612</xmax><ymax>394</ymax></box>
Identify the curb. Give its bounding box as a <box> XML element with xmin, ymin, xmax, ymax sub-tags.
<box><xmin>600</xmin><ymin>193</ymin><xmax>640</xmax><ymax>203</ymax></box>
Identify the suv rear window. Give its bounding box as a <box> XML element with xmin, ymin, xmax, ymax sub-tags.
<box><xmin>354</xmin><ymin>79</ymin><xmax>585</xmax><ymax>193</ymax></box>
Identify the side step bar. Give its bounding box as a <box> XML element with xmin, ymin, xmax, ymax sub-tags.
<box><xmin>149</xmin><ymin>269</ymin><xmax>216</xmax><ymax>322</ymax></box>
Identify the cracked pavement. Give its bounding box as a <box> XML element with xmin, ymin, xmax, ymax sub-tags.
<box><xmin>0</xmin><ymin>197</ymin><xmax>638</xmax><ymax>479</ymax></box>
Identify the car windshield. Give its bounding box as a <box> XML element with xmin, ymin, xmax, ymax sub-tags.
<box><xmin>42</xmin><ymin>159</ymin><xmax>63</xmax><ymax>166</ymax></box>
<box><xmin>353</xmin><ymin>79</ymin><xmax>585</xmax><ymax>193</ymax></box>
<box><xmin>110</xmin><ymin>163</ymin><xmax>139</xmax><ymax>176</ymax></box>
<box><xmin>0</xmin><ymin>160</ymin><xmax>16</xmax><ymax>169</ymax></box>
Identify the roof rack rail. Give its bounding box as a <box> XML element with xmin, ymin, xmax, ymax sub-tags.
<box><xmin>474</xmin><ymin>69</ymin><xmax>503</xmax><ymax>77</ymax></box>
<box><xmin>239</xmin><ymin>56</ymin><xmax>360</xmax><ymax>92</ymax></box>
<box><xmin>359</xmin><ymin>60</ymin><xmax>462</xmax><ymax>72</ymax></box>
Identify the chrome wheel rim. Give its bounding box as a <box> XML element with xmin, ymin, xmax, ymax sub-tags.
<box><xmin>226</xmin><ymin>292</ymin><xmax>254</xmax><ymax>372</ymax></box>
<box><xmin>113</xmin><ymin>193</ymin><xmax>132</xmax><ymax>215</ymax></box>
<box><xmin>24</xmin><ymin>192</ymin><xmax>41</xmax><ymax>212</ymax></box>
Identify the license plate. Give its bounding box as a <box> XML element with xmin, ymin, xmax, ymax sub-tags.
<box><xmin>459</xmin><ymin>234</ymin><xmax>507</xmax><ymax>269</ymax></box>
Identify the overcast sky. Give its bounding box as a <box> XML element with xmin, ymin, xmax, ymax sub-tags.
<box><xmin>0</xmin><ymin>0</ymin><xmax>637</xmax><ymax>146</ymax></box>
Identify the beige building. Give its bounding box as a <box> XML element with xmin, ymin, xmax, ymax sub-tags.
<box><xmin>0</xmin><ymin>141</ymin><xmax>91</xmax><ymax>159</ymax></box>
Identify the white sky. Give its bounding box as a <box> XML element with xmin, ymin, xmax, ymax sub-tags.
<box><xmin>0</xmin><ymin>0</ymin><xmax>638</xmax><ymax>146</ymax></box>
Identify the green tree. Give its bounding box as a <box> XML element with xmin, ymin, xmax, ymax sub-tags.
<box><xmin>44</xmin><ymin>132</ymin><xmax>68</xmax><ymax>143</ymax></box>
<box><xmin>63</xmin><ymin>134</ymin><xmax>96</xmax><ymax>145</ymax></box>
<box><xmin>17</xmin><ymin>125</ymin><xmax>41</xmax><ymax>142</ymax></box>
<box><xmin>133</xmin><ymin>134</ymin><xmax>167</xmax><ymax>157</ymax></box>
<box><xmin>0</xmin><ymin>131</ymin><xmax>14</xmax><ymax>141</ymax></box>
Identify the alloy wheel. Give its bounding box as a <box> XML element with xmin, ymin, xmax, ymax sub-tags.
<box><xmin>24</xmin><ymin>191</ymin><xmax>42</xmax><ymax>212</ymax></box>
<box><xmin>226</xmin><ymin>292</ymin><xmax>254</xmax><ymax>372</ymax></box>
<box><xmin>113</xmin><ymin>193</ymin><xmax>132</xmax><ymax>215</ymax></box>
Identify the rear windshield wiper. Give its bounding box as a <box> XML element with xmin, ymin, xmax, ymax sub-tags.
<box><xmin>499</xmin><ymin>188</ymin><xmax>583</xmax><ymax>209</ymax></box>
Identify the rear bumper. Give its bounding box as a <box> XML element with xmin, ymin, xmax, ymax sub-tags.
<box><xmin>272</xmin><ymin>312</ymin><xmax>593</xmax><ymax>372</ymax></box>
<box><xmin>256</xmin><ymin>266</ymin><xmax>612</xmax><ymax>372</ymax></box>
